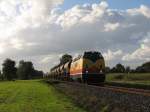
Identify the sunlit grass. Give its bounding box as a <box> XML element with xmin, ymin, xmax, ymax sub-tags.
<box><xmin>0</xmin><ymin>80</ymin><xmax>85</xmax><ymax>112</ymax></box>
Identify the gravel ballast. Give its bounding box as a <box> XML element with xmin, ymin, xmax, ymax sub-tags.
<box><xmin>50</xmin><ymin>81</ymin><xmax>150</xmax><ymax>112</ymax></box>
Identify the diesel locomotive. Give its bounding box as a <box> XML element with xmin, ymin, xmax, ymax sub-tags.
<box><xmin>47</xmin><ymin>51</ymin><xmax>105</xmax><ymax>83</ymax></box>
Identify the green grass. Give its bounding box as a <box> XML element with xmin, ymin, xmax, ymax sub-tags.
<box><xmin>106</xmin><ymin>73</ymin><xmax>150</xmax><ymax>81</ymax></box>
<box><xmin>105</xmin><ymin>73</ymin><xmax>150</xmax><ymax>89</ymax></box>
<box><xmin>0</xmin><ymin>80</ymin><xmax>85</xmax><ymax>112</ymax></box>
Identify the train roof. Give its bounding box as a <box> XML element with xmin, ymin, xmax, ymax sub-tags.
<box><xmin>84</xmin><ymin>51</ymin><xmax>102</xmax><ymax>54</ymax></box>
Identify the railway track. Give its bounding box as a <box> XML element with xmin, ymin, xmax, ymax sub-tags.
<box><xmin>101</xmin><ymin>85</ymin><xmax>150</xmax><ymax>97</ymax></box>
<box><xmin>78</xmin><ymin>82</ymin><xmax>150</xmax><ymax>97</ymax></box>
<box><xmin>87</xmin><ymin>83</ymin><xmax>150</xmax><ymax>97</ymax></box>
<box><xmin>46</xmin><ymin>79</ymin><xmax>150</xmax><ymax>97</ymax></box>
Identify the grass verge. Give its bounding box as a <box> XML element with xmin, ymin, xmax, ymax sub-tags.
<box><xmin>0</xmin><ymin>80</ymin><xmax>85</xmax><ymax>112</ymax></box>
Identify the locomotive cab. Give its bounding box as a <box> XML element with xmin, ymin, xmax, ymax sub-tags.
<box><xmin>82</xmin><ymin>51</ymin><xmax>105</xmax><ymax>83</ymax></box>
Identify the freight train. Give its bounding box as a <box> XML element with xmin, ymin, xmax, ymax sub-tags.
<box><xmin>47</xmin><ymin>51</ymin><xmax>105</xmax><ymax>83</ymax></box>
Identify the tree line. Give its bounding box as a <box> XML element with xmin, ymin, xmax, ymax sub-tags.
<box><xmin>105</xmin><ymin>61</ymin><xmax>150</xmax><ymax>73</ymax></box>
<box><xmin>0</xmin><ymin>58</ymin><xmax>43</xmax><ymax>81</ymax></box>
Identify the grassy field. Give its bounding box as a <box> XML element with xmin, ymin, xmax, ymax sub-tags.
<box><xmin>106</xmin><ymin>73</ymin><xmax>150</xmax><ymax>81</ymax></box>
<box><xmin>0</xmin><ymin>80</ymin><xmax>85</xmax><ymax>112</ymax></box>
<box><xmin>106</xmin><ymin>73</ymin><xmax>150</xmax><ymax>85</ymax></box>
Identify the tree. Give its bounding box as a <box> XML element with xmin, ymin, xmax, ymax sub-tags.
<box><xmin>17</xmin><ymin>60</ymin><xmax>34</xmax><ymax>80</ymax></box>
<box><xmin>115</xmin><ymin>63</ymin><xmax>125</xmax><ymax>73</ymax></box>
<box><xmin>136</xmin><ymin>66</ymin><xmax>143</xmax><ymax>73</ymax></box>
<box><xmin>125</xmin><ymin>66</ymin><xmax>130</xmax><ymax>73</ymax></box>
<box><xmin>33</xmin><ymin>70</ymin><xmax>43</xmax><ymax>79</ymax></box>
<box><xmin>141</xmin><ymin>61</ymin><xmax>150</xmax><ymax>72</ymax></box>
<box><xmin>110</xmin><ymin>67</ymin><xmax>117</xmax><ymax>73</ymax></box>
<box><xmin>2</xmin><ymin>59</ymin><xmax>17</xmax><ymax>81</ymax></box>
<box><xmin>60</xmin><ymin>54</ymin><xmax>72</xmax><ymax>65</ymax></box>
<box><xmin>135</xmin><ymin>61</ymin><xmax>150</xmax><ymax>73</ymax></box>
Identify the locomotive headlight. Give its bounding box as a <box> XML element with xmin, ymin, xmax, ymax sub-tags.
<box><xmin>100</xmin><ymin>70</ymin><xmax>102</xmax><ymax>73</ymax></box>
<box><xmin>86</xmin><ymin>70</ymin><xmax>88</xmax><ymax>73</ymax></box>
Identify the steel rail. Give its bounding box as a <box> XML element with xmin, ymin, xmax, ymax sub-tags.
<box><xmin>46</xmin><ymin>79</ymin><xmax>150</xmax><ymax>97</ymax></box>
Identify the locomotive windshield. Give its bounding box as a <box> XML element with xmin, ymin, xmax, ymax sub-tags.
<box><xmin>83</xmin><ymin>51</ymin><xmax>103</xmax><ymax>62</ymax></box>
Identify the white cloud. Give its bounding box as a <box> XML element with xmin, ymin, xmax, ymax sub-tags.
<box><xmin>104</xmin><ymin>22</ymin><xmax>120</xmax><ymax>32</ymax></box>
<box><xmin>9</xmin><ymin>38</ymin><xmax>38</xmax><ymax>50</ymax></box>
<box><xmin>103</xmin><ymin>50</ymin><xmax>123</xmax><ymax>61</ymax></box>
<box><xmin>139</xmin><ymin>5</ymin><xmax>150</xmax><ymax>18</ymax></box>
<box><xmin>56</xmin><ymin>1</ymin><xmax>108</xmax><ymax>28</ymax></box>
<box><xmin>122</xmin><ymin>32</ymin><xmax>150</xmax><ymax>61</ymax></box>
<box><xmin>122</xmin><ymin>45</ymin><xmax>150</xmax><ymax>61</ymax></box>
<box><xmin>0</xmin><ymin>44</ymin><xmax>4</xmax><ymax>54</ymax></box>
<box><xmin>127</xmin><ymin>5</ymin><xmax>150</xmax><ymax>18</ymax></box>
<box><xmin>10</xmin><ymin>38</ymin><xmax>24</xmax><ymax>50</ymax></box>
<box><xmin>40</xmin><ymin>55</ymin><xmax>57</xmax><ymax>64</ymax></box>
<box><xmin>0</xmin><ymin>1</ymin><xmax>150</xmax><ymax>71</ymax></box>
<box><xmin>0</xmin><ymin>0</ymin><xmax>64</xmax><ymax>39</ymax></box>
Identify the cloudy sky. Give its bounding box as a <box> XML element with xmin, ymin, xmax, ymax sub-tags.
<box><xmin>0</xmin><ymin>0</ymin><xmax>150</xmax><ymax>72</ymax></box>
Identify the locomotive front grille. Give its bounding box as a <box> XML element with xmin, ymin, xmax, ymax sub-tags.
<box><xmin>82</xmin><ymin>73</ymin><xmax>105</xmax><ymax>83</ymax></box>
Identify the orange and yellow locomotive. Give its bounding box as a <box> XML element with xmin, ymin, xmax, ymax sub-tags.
<box><xmin>48</xmin><ymin>51</ymin><xmax>105</xmax><ymax>83</ymax></box>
